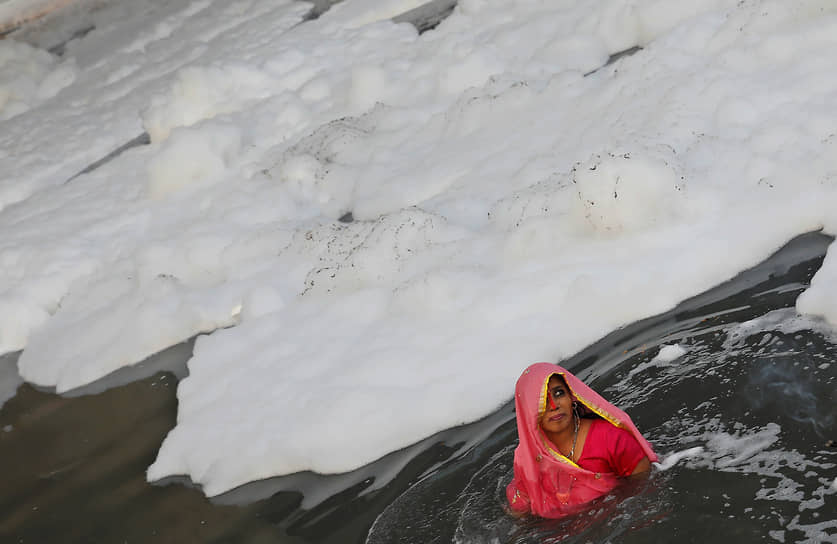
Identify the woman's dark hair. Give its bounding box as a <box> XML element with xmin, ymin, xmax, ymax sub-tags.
<box><xmin>549</xmin><ymin>373</ymin><xmax>600</xmax><ymax>419</ymax></box>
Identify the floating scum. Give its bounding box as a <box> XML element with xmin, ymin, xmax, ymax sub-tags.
<box><xmin>1</xmin><ymin>0</ymin><xmax>837</xmax><ymax>497</ymax></box>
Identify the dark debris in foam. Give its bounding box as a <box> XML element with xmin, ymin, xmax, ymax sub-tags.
<box><xmin>393</xmin><ymin>0</ymin><xmax>457</xmax><ymax>34</ymax></box>
<box><xmin>300</xmin><ymin>0</ymin><xmax>457</xmax><ymax>34</ymax></box>
<box><xmin>300</xmin><ymin>0</ymin><xmax>343</xmax><ymax>22</ymax></box>
<box><xmin>64</xmin><ymin>132</ymin><xmax>150</xmax><ymax>184</ymax></box>
<box><xmin>605</xmin><ymin>45</ymin><xmax>642</xmax><ymax>67</ymax></box>
<box><xmin>47</xmin><ymin>24</ymin><xmax>94</xmax><ymax>56</ymax></box>
<box><xmin>584</xmin><ymin>45</ymin><xmax>643</xmax><ymax>77</ymax></box>
<box><xmin>0</xmin><ymin>25</ymin><xmax>19</xmax><ymax>38</ymax></box>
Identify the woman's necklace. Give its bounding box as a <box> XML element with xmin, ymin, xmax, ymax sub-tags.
<box><xmin>569</xmin><ymin>414</ymin><xmax>579</xmax><ymax>461</ymax></box>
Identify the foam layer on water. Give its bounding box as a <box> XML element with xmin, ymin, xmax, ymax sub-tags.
<box><xmin>1</xmin><ymin>0</ymin><xmax>837</xmax><ymax>497</ymax></box>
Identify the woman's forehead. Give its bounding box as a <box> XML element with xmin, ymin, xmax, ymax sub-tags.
<box><xmin>547</xmin><ymin>374</ymin><xmax>567</xmax><ymax>387</ymax></box>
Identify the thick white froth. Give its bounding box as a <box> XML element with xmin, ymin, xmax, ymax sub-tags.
<box><xmin>627</xmin><ymin>343</ymin><xmax>688</xmax><ymax>378</ymax></box>
<box><xmin>797</xmin><ymin>242</ymin><xmax>837</xmax><ymax>327</ymax></box>
<box><xmin>0</xmin><ymin>39</ymin><xmax>76</xmax><ymax>120</ymax></box>
<box><xmin>147</xmin><ymin>122</ymin><xmax>242</xmax><ymax>198</ymax></box>
<box><xmin>725</xmin><ymin>308</ymin><xmax>837</xmax><ymax>349</ymax></box>
<box><xmin>2</xmin><ymin>0</ymin><xmax>837</xmax><ymax>496</ymax></box>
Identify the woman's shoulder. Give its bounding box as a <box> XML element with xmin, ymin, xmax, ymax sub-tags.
<box><xmin>584</xmin><ymin>418</ymin><xmax>639</xmax><ymax>452</ymax></box>
<box><xmin>584</xmin><ymin>417</ymin><xmax>620</xmax><ymax>439</ymax></box>
<box><xmin>589</xmin><ymin>417</ymin><xmax>629</xmax><ymax>436</ymax></box>
<box><xmin>584</xmin><ymin>418</ymin><xmax>646</xmax><ymax>476</ymax></box>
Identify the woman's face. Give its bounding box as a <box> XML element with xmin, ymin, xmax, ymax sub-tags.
<box><xmin>539</xmin><ymin>375</ymin><xmax>575</xmax><ymax>434</ymax></box>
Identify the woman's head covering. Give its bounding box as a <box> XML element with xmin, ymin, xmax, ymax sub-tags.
<box><xmin>509</xmin><ymin>362</ymin><xmax>658</xmax><ymax>517</ymax></box>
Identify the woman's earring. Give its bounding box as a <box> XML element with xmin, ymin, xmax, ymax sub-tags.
<box><xmin>572</xmin><ymin>401</ymin><xmax>580</xmax><ymax>419</ymax></box>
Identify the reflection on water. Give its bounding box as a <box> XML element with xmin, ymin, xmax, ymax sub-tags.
<box><xmin>1</xmin><ymin>233</ymin><xmax>836</xmax><ymax>543</ymax></box>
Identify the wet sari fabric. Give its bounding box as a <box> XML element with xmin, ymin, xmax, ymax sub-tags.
<box><xmin>577</xmin><ymin>419</ymin><xmax>648</xmax><ymax>476</ymax></box>
<box><xmin>506</xmin><ymin>362</ymin><xmax>658</xmax><ymax>518</ymax></box>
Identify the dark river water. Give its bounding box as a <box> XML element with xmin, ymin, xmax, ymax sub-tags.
<box><xmin>1</xmin><ymin>232</ymin><xmax>836</xmax><ymax>544</ymax></box>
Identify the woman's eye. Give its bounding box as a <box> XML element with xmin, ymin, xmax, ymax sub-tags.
<box><xmin>552</xmin><ymin>389</ymin><xmax>564</xmax><ymax>397</ymax></box>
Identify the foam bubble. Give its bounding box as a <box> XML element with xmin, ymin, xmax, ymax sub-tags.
<box><xmin>0</xmin><ymin>39</ymin><xmax>75</xmax><ymax>120</ymax></box>
<box><xmin>654</xmin><ymin>446</ymin><xmax>704</xmax><ymax>471</ymax></box>
<box><xmin>571</xmin><ymin>147</ymin><xmax>685</xmax><ymax>234</ymax></box>
<box><xmin>656</xmin><ymin>344</ymin><xmax>688</xmax><ymax>362</ymax></box>
<box><xmin>147</xmin><ymin>122</ymin><xmax>241</xmax><ymax>199</ymax></box>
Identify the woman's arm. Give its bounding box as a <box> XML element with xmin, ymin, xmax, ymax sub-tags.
<box><xmin>606</xmin><ymin>425</ymin><xmax>651</xmax><ymax>478</ymax></box>
<box><xmin>629</xmin><ymin>456</ymin><xmax>651</xmax><ymax>477</ymax></box>
<box><xmin>506</xmin><ymin>476</ymin><xmax>531</xmax><ymax>516</ymax></box>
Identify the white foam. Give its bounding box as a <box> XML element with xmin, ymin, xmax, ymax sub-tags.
<box><xmin>653</xmin><ymin>446</ymin><xmax>704</xmax><ymax>471</ymax></box>
<box><xmin>724</xmin><ymin>308</ymin><xmax>837</xmax><ymax>349</ymax></box>
<box><xmin>1</xmin><ymin>0</ymin><xmax>837</xmax><ymax>496</ymax></box>
<box><xmin>147</xmin><ymin>122</ymin><xmax>242</xmax><ymax>198</ymax></box>
<box><xmin>0</xmin><ymin>38</ymin><xmax>76</xmax><ymax>120</ymax></box>
<box><xmin>572</xmin><ymin>147</ymin><xmax>685</xmax><ymax>233</ymax></box>
<box><xmin>626</xmin><ymin>343</ymin><xmax>688</xmax><ymax>378</ymax></box>
<box><xmin>142</xmin><ymin>64</ymin><xmax>276</xmax><ymax>144</ymax></box>
<box><xmin>656</xmin><ymin>344</ymin><xmax>687</xmax><ymax>362</ymax></box>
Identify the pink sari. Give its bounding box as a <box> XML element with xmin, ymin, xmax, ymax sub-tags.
<box><xmin>506</xmin><ymin>362</ymin><xmax>658</xmax><ymax>518</ymax></box>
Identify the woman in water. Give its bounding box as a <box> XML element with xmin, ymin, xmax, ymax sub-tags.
<box><xmin>506</xmin><ymin>362</ymin><xmax>657</xmax><ymax>518</ymax></box>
